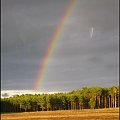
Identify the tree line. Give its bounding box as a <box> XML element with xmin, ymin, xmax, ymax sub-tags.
<box><xmin>1</xmin><ymin>86</ymin><xmax>119</xmax><ymax>113</ymax></box>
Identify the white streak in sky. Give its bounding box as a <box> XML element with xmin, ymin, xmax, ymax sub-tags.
<box><xmin>90</xmin><ymin>27</ymin><xmax>94</xmax><ymax>39</ymax></box>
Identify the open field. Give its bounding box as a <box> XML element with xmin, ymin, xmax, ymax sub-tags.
<box><xmin>1</xmin><ymin>108</ymin><xmax>119</xmax><ymax>120</ymax></box>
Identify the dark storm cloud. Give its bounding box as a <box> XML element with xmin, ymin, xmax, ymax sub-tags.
<box><xmin>1</xmin><ymin>0</ymin><xmax>71</xmax><ymax>90</ymax></box>
<box><xmin>1</xmin><ymin>0</ymin><xmax>118</xmax><ymax>91</ymax></box>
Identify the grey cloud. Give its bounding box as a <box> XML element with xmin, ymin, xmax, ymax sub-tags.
<box><xmin>1</xmin><ymin>0</ymin><xmax>118</xmax><ymax>91</ymax></box>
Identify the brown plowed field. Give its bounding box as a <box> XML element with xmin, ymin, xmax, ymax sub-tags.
<box><xmin>1</xmin><ymin>108</ymin><xmax>119</xmax><ymax>120</ymax></box>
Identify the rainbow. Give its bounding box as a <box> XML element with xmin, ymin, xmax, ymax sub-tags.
<box><xmin>33</xmin><ymin>0</ymin><xmax>77</xmax><ymax>91</ymax></box>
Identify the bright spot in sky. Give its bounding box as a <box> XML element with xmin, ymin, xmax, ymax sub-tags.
<box><xmin>90</xmin><ymin>27</ymin><xmax>94</xmax><ymax>39</ymax></box>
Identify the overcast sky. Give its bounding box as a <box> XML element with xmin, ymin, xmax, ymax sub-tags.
<box><xmin>1</xmin><ymin>0</ymin><xmax>119</xmax><ymax>92</ymax></box>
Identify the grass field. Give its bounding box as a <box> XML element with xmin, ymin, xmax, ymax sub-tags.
<box><xmin>1</xmin><ymin>108</ymin><xmax>119</xmax><ymax>120</ymax></box>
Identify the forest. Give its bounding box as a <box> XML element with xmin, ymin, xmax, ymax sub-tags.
<box><xmin>1</xmin><ymin>86</ymin><xmax>119</xmax><ymax>113</ymax></box>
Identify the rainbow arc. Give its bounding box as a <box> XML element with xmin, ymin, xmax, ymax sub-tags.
<box><xmin>33</xmin><ymin>0</ymin><xmax>77</xmax><ymax>91</ymax></box>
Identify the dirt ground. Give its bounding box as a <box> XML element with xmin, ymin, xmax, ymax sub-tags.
<box><xmin>1</xmin><ymin>108</ymin><xmax>119</xmax><ymax>120</ymax></box>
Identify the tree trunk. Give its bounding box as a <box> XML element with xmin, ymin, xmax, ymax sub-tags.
<box><xmin>111</xmin><ymin>95</ymin><xmax>113</xmax><ymax>108</ymax></box>
<box><xmin>78</xmin><ymin>103</ymin><xmax>80</xmax><ymax>110</ymax></box>
<box><xmin>112</xmin><ymin>96</ymin><xmax>114</xmax><ymax>108</ymax></box>
<box><xmin>105</xmin><ymin>96</ymin><xmax>106</xmax><ymax>108</ymax></box>
<box><xmin>102</xmin><ymin>96</ymin><xmax>104</xmax><ymax>108</ymax></box>
<box><xmin>98</xmin><ymin>96</ymin><xmax>100</xmax><ymax>109</ymax></box>
<box><xmin>68</xmin><ymin>102</ymin><xmax>69</xmax><ymax>110</ymax></box>
<box><xmin>96</xmin><ymin>96</ymin><xmax>99</xmax><ymax>109</ymax></box>
<box><xmin>118</xmin><ymin>95</ymin><xmax>119</xmax><ymax>107</ymax></box>
<box><xmin>115</xmin><ymin>94</ymin><xmax>116</xmax><ymax>108</ymax></box>
<box><xmin>109</xmin><ymin>95</ymin><xmax>111</xmax><ymax>108</ymax></box>
<box><xmin>71</xmin><ymin>101</ymin><xmax>72</xmax><ymax>110</ymax></box>
<box><xmin>74</xmin><ymin>102</ymin><xmax>75</xmax><ymax>110</ymax></box>
<box><xmin>75</xmin><ymin>102</ymin><xmax>77</xmax><ymax>110</ymax></box>
<box><xmin>73</xmin><ymin>102</ymin><xmax>75</xmax><ymax>110</ymax></box>
<box><xmin>95</xmin><ymin>96</ymin><xmax>97</xmax><ymax>109</ymax></box>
